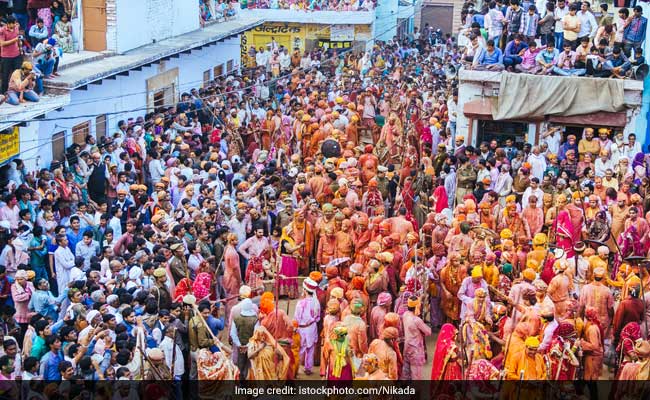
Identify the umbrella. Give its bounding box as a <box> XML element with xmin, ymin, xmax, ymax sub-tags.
<box><xmin>323</xmin><ymin>257</ymin><xmax>351</xmax><ymax>269</ymax></box>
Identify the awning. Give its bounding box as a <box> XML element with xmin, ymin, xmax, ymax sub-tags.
<box><xmin>463</xmin><ymin>98</ymin><xmax>493</xmax><ymax>118</ymax></box>
<box><xmin>463</xmin><ymin>98</ymin><xmax>627</xmax><ymax>127</ymax></box>
<box><xmin>463</xmin><ymin>98</ymin><xmax>543</xmax><ymax>121</ymax></box>
<box><xmin>548</xmin><ymin>111</ymin><xmax>627</xmax><ymax>127</ymax></box>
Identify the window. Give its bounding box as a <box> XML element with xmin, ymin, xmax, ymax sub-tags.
<box><xmin>96</xmin><ymin>114</ymin><xmax>107</xmax><ymax>143</ymax></box>
<box><xmin>203</xmin><ymin>70</ymin><xmax>211</xmax><ymax>87</ymax></box>
<box><xmin>226</xmin><ymin>60</ymin><xmax>234</xmax><ymax>73</ymax></box>
<box><xmin>72</xmin><ymin>121</ymin><xmax>91</xmax><ymax>145</ymax></box>
<box><xmin>153</xmin><ymin>90</ymin><xmax>166</xmax><ymax>109</ymax></box>
<box><xmin>213</xmin><ymin>64</ymin><xmax>224</xmax><ymax>79</ymax></box>
<box><xmin>146</xmin><ymin>67</ymin><xmax>179</xmax><ymax>112</ymax></box>
<box><xmin>52</xmin><ymin>131</ymin><xmax>66</xmax><ymax>162</ymax></box>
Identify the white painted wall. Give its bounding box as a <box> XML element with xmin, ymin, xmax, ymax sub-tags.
<box><xmin>114</xmin><ymin>0</ymin><xmax>200</xmax><ymax>54</ymax></box>
<box><xmin>24</xmin><ymin>37</ymin><xmax>240</xmax><ymax>171</ymax></box>
<box><xmin>374</xmin><ymin>0</ymin><xmax>399</xmax><ymax>41</ymax></box>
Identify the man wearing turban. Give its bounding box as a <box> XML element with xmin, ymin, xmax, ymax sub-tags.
<box><xmin>368</xmin><ymin>326</ymin><xmax>400</xmax><ymax>379</ymax></box>
<box><xmin>342</xmin><ymin>298</ymin><xmax>368</xmax><ymax>368</ymax></box>
<box><xmin>505</xmin><ymin>336</ymin><xmax>548</xmax><ymax>380</ymax></box>
<box><xmin>293</xmin><ymin>278</ymin><xmax>321</xmax><ymax>376</ymax></box>
<box><xmin>401</xmin><ymin>296</ymin><xmax>431</xmax><ymax>380</ymax></box>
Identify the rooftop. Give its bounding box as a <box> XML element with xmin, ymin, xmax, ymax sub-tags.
<box><xmin>458</xmin><ymin>69</ymin><xmax>645</xmax><ymax>92</ymax></box>
<box><xmin>44</xmin><ymin>15</ymin><xmax>264</xmax><ymax>91</ymax></box>
<box><xmin>0</xmin><ymin>94</ymin><xmax>70</xmax><ymax>131</ymax></box>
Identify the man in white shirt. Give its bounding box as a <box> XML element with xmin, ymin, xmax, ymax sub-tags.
<box><xmin>148</xmin><ymin>151</ymin><xmax>165</xmax><ymax>184</ymax></box>
<box><xmin>522</xmin><ymin>177</ymin><xmax>544</xmax><ymax>208</ymax></box>
<box><xmin>255</xmin><ymin>47</ymin><xmax>269</xmax><ymax>70</ymax></box>
<box><xmin>279</xmin><ymin>48</ymin><xmax>291</xmax><ymax>72</ymax></box>
<box><xmin>54</xmin><ymin>234</ymin><xmax>75</xmax><ymax>294</ymax></box>
<box><xmin>626</xmin><ymin>133</ymin><xmax>642</xmax><ymax>159</ymax></box>
<box><xmin>554</xmin><ymin>0</ymin><xmax>569</xmax><ymax>49</ymax></box>
<box><xmin>541</xmin><ymin>126</ymin><xmax>562</xmax><ymax>155</ymax></box>
<box><xmin>577</xmin><ymin>1</ymin><xmax>598</xmax><ymax>42</ymax></box>
<box><xmin>594</xmin><ymin>149</ymin><xmax>613</xmax><ymax>176</ymax></box>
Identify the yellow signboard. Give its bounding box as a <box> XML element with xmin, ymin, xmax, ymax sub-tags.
<box><xmin>0</xmin><ymin>127</ymin><xmax>20</xmax><ymax>165</ymax></box>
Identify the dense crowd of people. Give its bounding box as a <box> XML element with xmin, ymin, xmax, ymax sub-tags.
<box><xmin>457</xmin><ymin>0</ymin><xmax>647</xmax><ymax>77</ymax></box>
<box><xmin>0</xmin><ymin>0</ymin><xmax>646</xmax><ymax>394</ymax></box>
<box><xmin>239</xmin><ymin>0</ymin><xmax>375</xmax><ymax>11</ymax></box>
<box><xmin>0</xmin><ymin>0</ymin><xmax>75</xmax><ymax>106</ymax></box>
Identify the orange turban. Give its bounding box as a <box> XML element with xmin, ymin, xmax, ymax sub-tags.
<box><xmin>326</xmin><ymin>266</ymin><xmax>338</xmax><ymax>278</ymax></box>
<box><xmin>351</xmin><ymin>276</ymin><xmax>365</xmax><ymax>290</ymax></box>
<box><xmin>260</xmin><ymin>291</ymin><xmax>274</xmax><ymax>302</ymax></box>
<box><xmin>309</xmin><ymin>271</ymin><xmax>323</xmax><ymax>283</ymax></box>
<box><xmin>384</xmin><ymin>312</ymin><xmax>400</xmax><ymax>328</ymax></box>
<box><xmin>381</xmin><ymin>327</ymin><xmax>399</xmax><ymax>340</ymax></box>
<box><xmin>259</xmin><ymin>296</ymin><xmax>275</xmax><ymax>314</ymax></box>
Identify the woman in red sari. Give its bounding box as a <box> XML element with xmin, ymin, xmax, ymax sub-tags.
<box><xmin>430</xmin><ymin>323</ymin><xmax>463</xmax><ymax>380</ymax></box>
<box><xmin>555</xmin><ymin>209</ymin><xmax>576</xmax><ymax>259</ymax></box>
<box><xmin>432</xmin><ymin>182</ymin><xmax>449</xmax><ymax>213</ymax></box>
<box><xmin>616</xmin><ymin>321</ymin><xmax>642</xmax><ymax>376</ymax></box>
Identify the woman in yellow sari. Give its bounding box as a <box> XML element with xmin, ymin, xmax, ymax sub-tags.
<box><xmin>247</xmin><ymin>325</ymin><xmax>290</xmax><ymax>380</ymax></box>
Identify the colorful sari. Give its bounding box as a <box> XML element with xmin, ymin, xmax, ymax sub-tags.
<box><xmin>247</xmin><ymin>325</ymin><xmax>290</xmax><ymax>380</ymax></box>
<box><xmin>555</xmin><ymin>209</ymin><xmax>575</xmax><ymax>258</ymax></box>
<box><xmin>277</xmin><ymin>226</ymin><xmax>299</xmax><ymax>298</ymax></box>
<box><xmin>430</xmin><ymin>323</ymin><xmax>463</xmax><ymax>380</ymax></box>
<box><xmin>617</xmin><ymin>322</ymin><xmax>642</xmax><ymax>373</ymax></box>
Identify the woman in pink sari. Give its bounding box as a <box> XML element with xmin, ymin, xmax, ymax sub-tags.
<box><xmin>276</xmin><ymin>225</ymin><xmax>302</xmax><ymax>299</ymax></box>
<box><xmin>430</xmin><ymin>323</ymin><xmax>463</xmax><ymax>380</ymax></box>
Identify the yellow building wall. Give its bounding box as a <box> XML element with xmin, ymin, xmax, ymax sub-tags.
<box><xmin>241</xmin><ymin>22</ymin><xmax>371</xmax><ymax>67</ymax></box>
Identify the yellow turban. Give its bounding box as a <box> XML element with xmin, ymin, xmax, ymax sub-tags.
<box><xmin>407</xmin><ymin>297</ymin><xmax>421</xmax><ymax>308</ymax></box>
<box><xmin>505</xmin><ymin>195</ymin><xmax>516</xmax><ymax>203</ymax></box>
<box><xmin>525</xmin><ymin>336</ymin><xmax>540</xmax><ymax>348</ymax></box>
<box><xmin>532</xmin><ymin>233</ymin><xmax>547</xmax><ymax>246</ymax></box>
<box><xmin>523</xmin><ymin>268</ymin><xmax>537</xmax><ymax>281</ymax></box>
<box><xmin>471</xmin><ymin>266</ymin><xmax>483</xmax><ymax>278</ymax></box>
<box><xmin>500</xmin><ymin>229</ymin><xmax>513</xmax><ymax>240</ymax></box>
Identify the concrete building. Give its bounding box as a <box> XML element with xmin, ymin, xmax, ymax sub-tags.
<box><xmin>456</xmin><ymin>69</ymin><xmax>645</xmax><ymax>148</ymax></box>
<box><xmin>0</xmin><ymin>0</ymin><xmax>263</xmax><ymax>172</ymax></box>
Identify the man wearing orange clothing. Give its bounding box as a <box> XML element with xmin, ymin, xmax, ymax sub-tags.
<box><xmin>522</xmin><ymin>195</ymin><xmax>544</xmax><ymax>236</ymax></box>
<box><xmin>578</xmin><ymin>267</ymin><xmax>615</xmax><ymax>339</ymax></box>
<box><xmin>325</xmin><ymin>267</ymin><xmax>348</xmax><ymax>300</ymax></box>
<box><xmin>343</xmin><ymin>299</ymin><xmax>368</xmax><ymax>363</ymax></box>
<box><xmin>440</xmin><ymin>252</ymin><xmax>466</xmax><ymax>323</ymax></box>
<box><xmin>368</xmin><ymin>326</ymin><xmax>400</xmax><ymax>380</ymax></box>
<box><xmin>317</xmin><ymin>226</ymin><xmax>338</xmax><ymax>268</ymax></box>
<box><xmin>369</xmin><ymin>292</ymin><xmax>391</xmax><ymax>341</ymax></box>
<box><xmin>579</xmin><ymin>307</ymin><xmax>604</xmax><ymax>380</ymax></box>
<box><xmin>319</xmin><ymin>299</ymin><xmax>340</xmax><ymax>378</ymax></box>
<box><xmin>547</xmin><ymin>259</ymin><xmax>574</xmax><ymax>319</ymax></box>
<box><xmin>505</xmin><ymin>336</ymin><xmax>548</xmax><ymax>380</ymax></box>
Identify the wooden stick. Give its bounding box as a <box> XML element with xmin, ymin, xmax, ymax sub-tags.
<box><xmin>191</xmin><ymin>304</ymin><xmax>232</xmax><ymax>357</ymax></box>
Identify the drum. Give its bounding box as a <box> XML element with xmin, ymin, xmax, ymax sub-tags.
<box><xmin>321</xmin><ymin>139</ymin><xmax>341</xmax><ymax>158</ymax></box>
